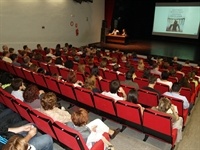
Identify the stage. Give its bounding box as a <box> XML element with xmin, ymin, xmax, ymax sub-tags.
<box><xmin>90</xmin><ymin>39</ymin><xmax>200</xmax><ymax>63</ymax></box>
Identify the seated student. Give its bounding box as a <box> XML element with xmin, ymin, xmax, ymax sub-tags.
<box><xmin>83</xmin><ymin>75</ymin><xmax>101</xmax><ymax>93</ymax></box>
<box><xmin>66</xmin><ymin>108</ymin><xmax>120</xmax><ymax>149</ymax></box>
<box><xmin>142</xmin><ymin>75</ymin><xmax>161</xmax><ymax>98</ymax></box>
<box><xmin>157</xmin><ymin>71</ymin><xmax>173</xmax><ymax>89</ymax></box>
<box><xmin>163</xmin><ymin>82</ymin><xmax>190</xmax><ymax>110</ymax></box>
<box><xmin>127</xmin><ymin>89</ymin><xmax>144</xmax><ymax>115</ymax></box>
<box><xmin>102</xmin><ymin>79</ymin><xmax>127</xmax><ymax>101</ymax></box>
<box><xmin>2</xmin><ymin>51</ymin><xmax>12</xmax><ymax>63</ymax></box>
<box><xmin>152</xmin><ymin>97</ymin><xmax>183</xmax><ymax>143</ymax></box>
<box><xmin>10</xmin><ymin>53</ymin><xmax>21</xmax><ymax>67</ymax></box>
<box><xmin>11</xmin><ymin>78</ymin><xmax>26</xmax><ymax>101</ymax></box>
<box><xmin>66</xmin><ymin>70</ymin><xmax>83</xmax><ymax>87</ymax></box>
<box><xmin>23</xmin><ymin>84</ymin><xmax>45</xmax><ymax>109</ymax></box>
<box><xmin>0</xmin><ymin>72</ymin><xmax>14</xmax><ymax>93</ymax></box>
<box><xmin>37</xmin><ymin>92</ymin><xmax>71</xmax><ymax>123</ymax></box>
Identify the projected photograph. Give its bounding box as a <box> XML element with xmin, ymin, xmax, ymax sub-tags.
<box><xmin>166</xmin><ymin>9</ymin><xmax>186</xmax><ymax>32</ymax></box>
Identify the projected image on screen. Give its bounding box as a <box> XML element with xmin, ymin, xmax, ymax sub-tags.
<box><xmin>152</xmin><ymin>2</ymin><xmax>200</xmax><ymax>39</ymax></box>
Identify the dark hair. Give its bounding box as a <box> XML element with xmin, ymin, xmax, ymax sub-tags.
<box><xmin>125</xmin><ymin>71</ymin><xmax>133</xmax><ymax>80</ymax></box>
<box><xmin>10</xmin><ymin>53</ymin><xmax>18</xmax><ymax>61</ymax></box>
<box><xmin>109</xmin><ymin>79</ymin><xmax>120</xmax><ymax>93</ymax></box>
<box><xmin>64</xmin><ymin>60</ymin><xmax>74</xmax><ymax>69</ymax></box>
<box><xmin>41</xmin><ymin>92</ymin><xmax>57</xmax><ymax>110</ymax></box>
<box><xmin>91</xmin><ymin>65</ymin><xmax>99</xmax><ymax>76</ymax></box>
<box><xmin>11</xmin><ymin>78</ymin><xmax>23</xmax><ymax>91</ymax></box>
<box><xmin>143</xmin><ymin>68</ymin><xmax>151</xmax><ymax>79</ymax></box>
<box><xmin>148</xmin><ymin>75</ymin><xmax>157</xmax><ymax>84</ymax></box>
<box><xmin>171</xmin><ymin>82</ymin><xmax>181</xmax><ymax>92</ymax></box>
<box><xmin>127</xmin><ymin>89</ymin><xmax>138</xmax><ymax>103</ymax></box>
<box><xmin>113</xmin><ymin>64</ymin><xmax>119</xmax><ymax>71</ymax></box>
<box><xmin>161</xmin><ymin>71</ymin><xmax>169</xmax><ymax>80</ymax></box>
<box><xmin>55</xmin><ymin>57</ymin><xmax>63</xmax><ymax>65</ymax></box>
<box><xmin>23</xmin><ymin>45</ymin><xmax>28</xmax><ymax>50</ymax></box>
<box><xmin>0</xmin><ymin>72</ymin><xmax>13</xmax><ymax>85</ymax></box>
<box><xmin>176</xmin><ymin>64</ymin><xmax>182</xmax><ymax>71</ymax></box>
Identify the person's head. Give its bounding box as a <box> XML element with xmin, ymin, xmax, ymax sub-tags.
<box><xmin>158</xmin><ymin>97</ymin><xmax>171</xmax><ymax>112</ymax></box>
<box><xmin>176</xmin><ymin>64</ymin><xmax>182</xmax><ymax>71</ymax></box>
<box><xmin>10</xmin><ymin>53</ymin><xmax>18</xmax><ymax>62</ymax></box>
<box><xmin>2</xmin><ymin>44</ymin><xmax>8</xmax><ymax>51</ymax></box>
<box><xmin>137</xmin><ymin>59</ymin><xmax>144</xmax><ymax>70</ymax></box>
<box><xmin>111</xmin><ymin>57</ymin><xmax>118</xmax><ymax>64</ymax></box>
<box><xmin>9</xmin><ymin>47</ymin><xmax>15</xmax><ymax>54</ymax></box>
<box><xmin>125</xmin><ymin>71</ymin><xmax>133</xmax><ymax>80</ymax></box>
<box><xmin>74</xmin><ymin>55</ymin><xmax>80</xmax><ymax>63</ymax></box>
<box><xmin>3</xmin><ymin>51</ymin><xmax>10</xmax><ymax>57</ymax></box>
<box><xmin>2</xmin><ymin>135</ymin><xmax>28</xmax><ymax>150</ymax></box>
<box><xmin>29</xmin><ymin>64</ymin><xmax>39</xmax><ymax>72</ymax></box>
<box><xmin>91</xmin><ymin>65</ymin><xmax>99</xmax><ymax>76</ymax></box>
<box><xmin>113</xmin><ymin>64</ymin><xmax>119</xmax><ymax>71</ymax></box>
<box><xmin>0</xmin><ymin>72</ymin><xmax>13</xmax><ymax>85</ymax></box>
<box><xmin>11</xmin><ymin>78</ymin><xmax>25</xmax><ymax>91</ymax></box>
<box><xmin>33</xmin><ymin>52</ymin><xmax>42</xmax><ymax>61</ymax></box>
<box><xmin>41</xmin><ymin>92</ymin><xmax>57</xmax><ymax>110</ymax></box>
<box><xmin>188</xmin><ymin>71</ymin><xmax>196</xmax><ymax>80</ymax></box>
<box><xmin>37</xmin><ymin>44</ymin><xmax>42</xmax><ymax>50</ymax></box>
<box><xmin>100</xmin><ymin>58</ymin><xmax>108</xmax><ymax>68</ymax></box>
<box><xmin>23</xmin><ymin>84</ymin><xmax>39</xmax><ymax>103</ymax></box>
<box><xmin>23</xmin><ymin>45</ymin><xmax>28</xmax><ymax>51</ymax></box>
<box><xmin>83</xmin><ymin>75</ymin><xmax>96</xmax><ymax>90</ymax></box>
<box><xmin>143</xmin><ymin>68</ymin><xmax>151</xmax><ymax>79</ymax></box>
<box><xmin>109</xmin><ymin>79</ymin><xmax>120</xmax><ymax>93</ymax></box>
<box><xmin>163</xmin><ymin>61</ymin><xmax>169</xmax><ymax>69</ymax></box>
<box><xmin>45</xmin><ymin>56</ymin><xmax>53</xmax><ymax>63</ymax></box>
<box><xmin>64</xmin><ymin>60</ymin><xmax>74</xmax><ymax>69</ymax></box>
<box><xmin>152</xmin><ymin>62</ymin><xmax>159</xmax><ymax>69</ymax></box>
<box><xmin>121</xmin><ymin>54</ymin><xmax>127</xmax><ymax>62</ymax></box>
<box><xmin>23</xmin><ymin>56</ymin><xmax>31</xmax><ymax>64</ymax></box>
<box><xmin>161</xmin><ymin>71</ymin><xmax>169</xmax><ymax>80</ymax></box>
<box><xmin>77</xmin><ymin>64</ymin><xmax>85</xmax><ymax>74</ymax></box>
<box><xmin>55</xmin><ymin>50</ymin><xmax>61</xmax><ymax>57</ymax></box>
<box><xmin>148</xmin><ymin>75</ymin><xmax>157</xmax><ymax>85</ymax></box>
<box><xmin>171</xmin><ymin>82</ymin><xmax>181</xmax><ymax>92</ymax></box>
<box><xmin>71</xmin><ymin>108</ymin><xmax>89</xmax><ymax>127</ymax></box>
<box><xmin>67</xmin><ymin>70</ymin><xmax>77</xmax><ymax>83</ymax></box>
<box><xmin>127</xmin><ymin>89</ymin><xmax>138</xmax><ymax>103</ymax></box>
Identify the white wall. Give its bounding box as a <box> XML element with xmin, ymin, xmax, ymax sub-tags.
<box><xmin>0</xmin><ymin>0</ymin><xmax>105</xmax><ymax>50</ymax></box>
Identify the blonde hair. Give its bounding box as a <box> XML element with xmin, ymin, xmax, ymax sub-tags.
<box><xmin>158</xmin><ymin>97</ymin><xmax>171</xmax><ymax>112</ymax></box>
<box><xmin>41</xmin><ymin>92</ymin><xmax>57</xmax><ymax>110</ymax></box>
<box><xmin>84</xmin><ymin>75</ymin><xmax>96</xmax><ymax>90</ymax></box>
<box><xmin>77</xmin><ymin>64</ymin><xmax>85</xmax><ymax>74</ymax></box>
<box><xmin>2</xmin><ymin>135</ymin><xmax>28</xmax><ymax>150</ymax></box>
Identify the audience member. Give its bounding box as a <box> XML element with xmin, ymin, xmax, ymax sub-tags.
<box><xmin>66</xmin><ymin>70</ymin><xmax>83</xmax><ymax>87</ymax></box>
<box><xmin>21</xmin><ymin>56</ymin><xmax>32</xmax><ymax>69</ymax></box>
<box><xmin>66</xmin><ymin>108</ymin><xmax>119</xmax><ymax>149</ymax></box>
<box><xmin>10</xmin><ymin>53</ymin><xmax>21</xmax><ymax>66</ymax></box>
<box><xmin>152</xmin><ymin>97</ymin><xmax>183</xmax><ymax>143</ymax></box>
<box><xmin>127</xmin><ymin>89</ymin><xmax>144</xmax><ymax>114</ymax></box>
<box><xmin>137</xmin><ymin>59</ymin><xmax>145</xmax><ymax>71</ymax></box>
<box><xmin>46</xmin><ymin>48</ymin><xmax>56</xmax><ymax>59</ymax></box>
<box><xmin>55</xmin><ymin>57</ymin><xmax>65</xmax><ymax>68</ymax></box>
<box><xmin>11</xmin><ymin>78</ymin><xmax>26</xmax><ymax>101</ymax></box>
<box><xmin>83</xmin><ymin>75</ymin><xmax>101</xmax><ymax>93</ymax></box>
<box><xmin>102</xmin><ymin>79</ymin><xmax>127</xmax><ymax>101</ymax></box>
<box><xmin>2</xmin><ymin>51</ymin><xmax>12</xmax><ymax>63</ymax></box>
<box><xmin>150</xmin><ymin>62</ymin><xmax>161</xmax><ymax>77</ymax></box>
<box><xmin>38</xmin><ymin>92</ymin><xmax>71</xmax><ymax>123</ymax></box>
<box><xmin>120</xmin><ymin>71</ymin><xmax>139</xmax><ymax>90</ymax></box>
<box><xmin>23</xmin><ymin>84</ymin><xmax>44</xmax><ymax>109</ymax></box>
<box><xmin>2</xmin><ymin>44</ymin><xmax>9</xmax><ymax>51</ymax></box>
<box><xmin>157</xmin><ymin>71</ymin><xmax>173</xmax><ymax>89</ymax></box>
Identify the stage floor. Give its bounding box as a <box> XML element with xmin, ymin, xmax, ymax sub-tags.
<box><xmin>91</xmin><ymin>39</ymin><xmax>200</xmax><ymax>63</ymax></box>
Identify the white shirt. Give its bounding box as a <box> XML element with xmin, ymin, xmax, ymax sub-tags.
<box><xmin>157</xmin><ymin>78</ymin><xmax>173</xmax><ymax>89</ymax></box>
<box><xmin>101</xmin><ymin>91</ymin><xmax>124</xmax><ymax>101</ymax></box>
<box><xmin>11</xmin><ymin>90</ymin><xmax>24</xmax><ymax>101</ymax></box>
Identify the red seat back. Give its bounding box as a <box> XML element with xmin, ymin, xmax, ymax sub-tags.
<box><xmin>99</xmin><ymin>79</ymin><xmax>111</xmax><ymax>92</ymax></box>
<box><xmin>32</xmin><ymin>72</ymin><xmax>47</xmax><ymax>88</ymax></box>
<box><xmin>13</xmin><ymin>66</ymin><xmax>25</xmax><ymax>79</ymax></box>
<box><xmin>104</xmin><ymin>70</ymin><xmax>118</xmax><ymax>80</ymax></box>
<box><xmin>143</xmin><ymin>108</ymin><xmax>177</xmax><ymax>147</ymax></box>
<box><xmin>154</xmin><ymin>82</ymin><xmax>170</xmax><ymax>94</ymax></box>
<box><xmin>138</xmin><ymin>89</ymin><xmax>159</xmax><ymax>107</ymax></box>
<box><xmin>22</xmin><ymin>68</ymin><xmax>35</xmax><ymax>83</ymax></box>
<box><xmin>58</xmin><ymin>81</ymin><xmax>76</xmax><ymax>101</ymax></box>
<box><xmin>44</xmin><ymin>76</ymin><xmax>61</xmax><ymax>94</ymax></box>
<box><xmin>115</xmin><ymin>101</ymin><xmax>143</xmax><ymax>131</ymax></box>
<box><xmin>134</xmin><ymin>77</ymin><xmax>148</xmax><ymax>88</ymax></box>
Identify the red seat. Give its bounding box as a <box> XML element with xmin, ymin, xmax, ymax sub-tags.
<box><xmin>76</xmin><ymin>72</ymin><xmax>85</xmax><ymax>83</ymax></box>
<box><xmin>93</xmin><ymin>93</ymin><xmax>116</xmax><ymax>117</ymax></box>
<box><xmin>138</xmin><ymin>89</ymin><xmax>159</xmax><ymax>107</ymax></box>
<box><xmin>180</xmin><ymin>87</ymin><xmax>192</xmax><ymax>103</ymax></box>
<box><xmin>143</xmin><ymin>108</ymin><xmax>177</xmax><ymax>149</ymax></box>
<box><xmin>174</xmin><ymin>72</ymin><xmax>184</xmax><ymax>81</ymax></box>
<box><xmin>29</xmin><ymin>109</ymin><xmax>57</xmax><ymax>140</ymax></box>
<box><xmin>52</xmin><ymin>121</ymin><xmax>109</xmax><ymax>150</ymax></box>
<box><xmin>22</xmin><ymin>68</ymin><xmax>36</xmax><ymax>83</ymax></box>
<box><xmin>0</xmin><ymin>60</ymin><xmax>8</xmax><ymax>72</ymax></box>
<box><xmin>0</xmin><ymin>88</ymin><xmax>18</xmax><ymax>112</ymax></box>
<box><xmin>117</xmin><ymin>73</ymin><xmax>126</xmax><ymax>81</ymax></box>
<box><xmin>32</xmin><ymin>72</ymin><xmax>47</xmax><ymax>88</ymax></box>
<box><xmin>58</xmin><ymin>80</ymin><xmax>76</xmax><ymax>101</ymax></box>
<box><xmin>59</xmin><ymin>68</ymin><xmax>70</xmax><ymax>80</ymax></box>
<box><xmin>5</xmin><ymin>62</ymin><xmax>16</xmax><ymax>75</ymax></box>
<box><xmin>115</xmin><ymin>101</ymin><xmax>143</xmax><ymax>132</ymax></box>
<box><xmin>39</xmin><ymin>62</ymin><xmax>50</xmax><ymax>73</ymax></box>
<box><xmin>44</xmin><ymin>76</ymin><xmax>61</xmax><ymax>94</ymax></box>
<box><xmin>134</xmin><ymin>77</ymin><xmax>148</xmax><ymax>88</ymax></box>
<box><xmin>168</xmin><ymin>76</ymin><xmax>178</xmax><ymax>83</ymax></box>
<box><xmin>135</xmin><ymin>70</ymin><xmax>144</xmax><ymax>78</ymax></box>
<box><xmin>12</xmin><ymin>98</ymin><xmax>34</xmax><ymax>123</ymax></box>
<box><xmin>13</xmin><ymin>66</ymin><xmax>26</xmax><ymax>79</ymax></box>
<box><xmin>99</xmin><ymin>79</ymin><xmax>111</xmax><ymax>92</ymax></box>
<box><xmin>104</xmin><ymin>70</ymin><xmax>118</xmax><ymax>80</ymax></box>
<box><xmin>154</xmin><ymin>82</ymin><xmax>170</xmax><ymax>94</ymax></box>
<box><xmin>48</xmin><ymin>64</ymin><xmax>60</xmax><ymax>75</ymax></box>
<box><xmin>74</xmin><ymin>87</ymin><xmax>95</xmax><ymax>108</ymax></box>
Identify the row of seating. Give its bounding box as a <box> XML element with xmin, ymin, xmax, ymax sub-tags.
<box><xmin>0</xmin><ymin>88</ymin><xmax>108</xmax><ymax>150</ymax></box>
<box><xmin>0</xmin><ymin>60</ymin><xmax>198</xmax><ymax>149</ymax></box>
